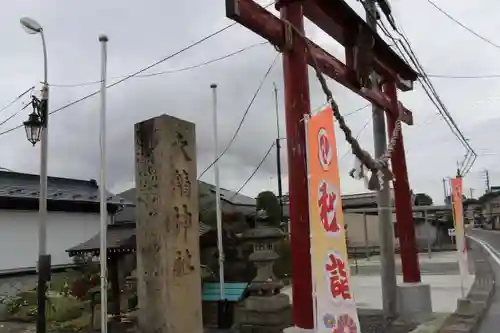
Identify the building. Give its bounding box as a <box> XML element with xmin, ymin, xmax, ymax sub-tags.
<box><xmin>0</xmin><ymin>170</ymin><xmax>132</xmax><ymax>273</ymax></box>
<box><xmin>64</xmin><ymin>183</ymin><xmax>257</xmax><ymax>314</ymax></box>
<box><xmin>344</xmin><ymin>200</ymin><xmax>453</xmax><ymax>252</ymax></box>
<box><xmin>477</xmin><ymin>189</ymin><xmax>500</xmax><ymax>229</ymax></box>
<box><xmin>463</xmin><ymin>198</ymin><xmax>481</xmax><ymax>225</ymax></box>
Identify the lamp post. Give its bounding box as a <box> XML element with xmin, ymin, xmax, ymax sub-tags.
<box><xmin>20</xmin><ymin>17</ymin><xmax>50</xmax><ymax>333</ymax></box>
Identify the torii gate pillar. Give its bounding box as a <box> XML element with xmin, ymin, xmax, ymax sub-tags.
<box><xmin>279</xmin><ymin>2</ymin><xmax>314</xmax><ymax>329</ymax></box>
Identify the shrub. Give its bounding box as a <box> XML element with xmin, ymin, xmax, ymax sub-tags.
<box><xmin>274</xmin><ymin>240</ymin><xmax>292</xmax><ymax>278</ymax></box>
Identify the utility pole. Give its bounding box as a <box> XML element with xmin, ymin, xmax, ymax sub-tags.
<box><xmin>273</xmin><ymin>83</ymin><xmax>284</xmax><ymax>223</ymax></box>
<box><xmin>365</xmin><ymin>0</ymin><xmax>397</xmax><ymax>319</ymax></box>
<box><xmin>469</xmin><ymin>188</ymin><xmax>474</xmax><ymax>199</ymax></box>
<box><xmin>443</xmin><ymin>178</ymin><xmax>449</xmax><ymax>204</ymax></box>
<box><xmin>485</xmin><ymin>169</ymin><xmax>490</xmax><ymax>193</ymax></box>
<box><xmin>98</xmin><ymin>34</ymin><xmax>109</xmax><ymax>333</ymax></box>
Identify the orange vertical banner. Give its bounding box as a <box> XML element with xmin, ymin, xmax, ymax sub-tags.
<box><xmin>306</xmin><ymin>108</ymin><xmax>361</xmax><ymax>333</ymax></box>
<box><xmin>451</xmin><ymin>177</ymin><xmax>468</xmax><ymax>280</ymax></box>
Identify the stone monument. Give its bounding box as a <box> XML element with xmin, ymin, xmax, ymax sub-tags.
<box><xmin>236</xmin><ymin>209</ymin><xmax>290</xmax><ymax>333</ymax></box>
<box><xmin>135</xmin><ymin>114</ymin><xmax>202</xmax><ymax>333</ymax></box>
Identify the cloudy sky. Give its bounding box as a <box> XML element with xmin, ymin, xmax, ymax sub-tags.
<box><xmin>0</xmin><ymin>0</ymin><xmax>499</xmax><ymax>204</ymax></box>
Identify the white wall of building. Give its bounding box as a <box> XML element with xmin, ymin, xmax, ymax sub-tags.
<box><xmin>0</xmin><ymin>209</ymin><xmax>109</xmax><ymax>272</ymax></box>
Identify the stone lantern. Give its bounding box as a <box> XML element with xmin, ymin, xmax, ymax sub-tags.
<box><xmin>236</xmin><ymin>209</ymin><xmax>291</xmax><ymax>333</ymax></box>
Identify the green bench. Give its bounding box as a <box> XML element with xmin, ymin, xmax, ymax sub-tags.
<box><xmin>202</xmin><ymin>282</ymin><xmax>248</xmax><ymax>302</ymax></box>
<box><xmin>202</xmin><ymin>282</ymin><xmax>249</xmax><ymax>328</ymax></box>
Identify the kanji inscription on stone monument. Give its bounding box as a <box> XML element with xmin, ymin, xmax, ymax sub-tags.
<box><xmin>135</xmin><ymin>114</ymin><xmax>202</xmax><ymax>333</ymax></box>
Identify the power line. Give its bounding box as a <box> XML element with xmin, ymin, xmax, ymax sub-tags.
<box><xmin>399</xmin><ymin>34</ymin><xmax>477</xmax><ymax>174</ymax></box>
<box><xmin>312</xmin><ymin>103</ymin><xmax>369</xmax><ymax>117</ymax></box>
<box><xmin>425</xmin><ymin>0</ymin><xmax>500</xmax><ymax>51</ymax></box>
<box><xmin>0</xmin><ymin>23</ymin><xmax>241</xmax><ymax>138</ymax></box>
<box><xmin>361</xmin><ymin>1</ymin><xmax>475</xmax><ymax>174</ymax></box>
<box><xmin>397</xmin><ymin>31</ymin><xmax>474</xmax><ymax>143</ymax></box>
<box><xmin>345</xmin><ymin>104</ymin><xmax>370</xmax><ymax>117</ymax></box>
<box><xmin>0</xmin><ymin>86</ymin><xmax>34</xmax><ymax>115</ymax></box>
<box><xmin>0</xmin><ymin>102</ymin><xmax>32</xmax><ymax>127</ymax></box>
<box><xmin>229</xmin><ymin>141</ymin><xmax>276</xmax><ymax>200</ymax></box>
<box><xmin>199</xmin><ymin>141</ymin><xmax>276</xmax><ymax>218</ymax></box>
<box><xmin>339</xmin><ymin>116</ymin><xmax>372</xmax><ymax>162</ymax></box>
<box><xmin>0</xmin><ymin>2</ymin><xmax>281</xmax><ymax>138</ymax></box>
<box><xmin>376</xmin><ymin>15</ymin><xmax>476</xmax><ymax>174</ymax></box>
<box><xmin>49</xmin><ymin>42</ymin><xmax>268</xmax><ymax>88</ymax></box>
<box><xmin>198</xmin><ymin>53</ymin><xmax>280</xmax><ymax>180</ymax></box>
<box><xmin>427</xmin><ymin>73</ymin><xmax>500</xmax><ymax>79</ymax></box>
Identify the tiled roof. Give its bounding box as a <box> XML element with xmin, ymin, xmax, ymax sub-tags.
<box><xmin>198</xmin><ymin>181</ymin><xmax>256</xmax><ymax>206</ymax></box>
<box><xmin>0</xmin><ymin>171</ymin><xmax>132</xmax><ymax>206</ymax></box>
<box><xmin>66</xmin><ymin>221</ymin><xmax>212</xmax><ymax>255</ymax></box>
<box><xmin>67</xmin><ymin>223</ymin><xmax>136</xmax><ymax>255</ymax></box>
<box><xmin>114</xmin><ymin>182</ymin><xmax>257</xmax><ymax>223</ymax></box>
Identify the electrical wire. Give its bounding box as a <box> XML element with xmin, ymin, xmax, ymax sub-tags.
<box><xmin>0</xmin><ymin>86</ymin><xmax>34</xmax><ymax>115</ymax></box>
<box><xmin>339</xmin><ymin>117</ymin><xmax>372</xmax><ymax>162</ymax></box>
<box><xmin>228</xmin><ymin>141</ymin><xmax>276</xmax><ymax>200</ymax></box>
<box><xmin>374</xmin><ymin>10</ymin><xmax>477</xmax><ymax>174</ymax></box>
<box><xmin>49</xmin><ymin>42</ymin><xmax>268</xmax><ymax>88</ymax></box>
<box><xmin>345</xmin><ymin>104</ymin><xmax>370</xmax><ymax>117</ymax></box>
<box><xmin>425</xmin><ymin>0</ymin><xmax>500</xmax><ymax>51</ymax></box>
<box><xmin>362</xmin><ymin>0</ymin><xmax>476</xmax><ymax>174</ymax></box>
<box><xmin>197</xmin><ymin>53</ymin><xmax>280</xmax><ymax>180</ymax></box>
<box><xmin>312</xmin><ymin>103</ymin><xmax>369</xmax><ymax>117</ymax></box>
<box><xmin>0</xmin><ymin>102</ymin><xmax>32</xmax><ymax>127</ymax></box>
<box><xmin>393</xmin><ymin>28</ymin><xmax>477</xmax><ymax>174</ymax></box>
<box><xmin>0</xmin><ymin>1</ymin><xmax>280</xmax><ymax>138</ymax></box>
<box><xmin>0</xmin><ymin>23</ymin><xmax>246</xmax><ymax>138</ymax></box>
<box><xmin>427</xmin><ymin>73</ymin><xmax>500</xmax><ymax>79</ymax></box>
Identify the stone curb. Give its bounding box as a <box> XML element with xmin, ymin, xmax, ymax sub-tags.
<box><xmin>435</xmin><ymin>240</ymin><xmax>496</xmax><ymax>333</ymax></box>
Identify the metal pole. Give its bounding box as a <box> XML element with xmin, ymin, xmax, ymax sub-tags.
<box><xmin>98</xmin><ymin>34</ymin><xmax>109</xmax><ymax>333</ymax></box>
<box><xmin>363</xmin><ymin>213</ymin><xmax>370</xmax><ymax>260</ymax></box>
<box><xmin>365</xmin><ymin>0</ymin><xmax>397</xmax><ymax>319</ymax></box>
<box><xmin>273</xmin><ymin>83</ymin><xmax>284</xmax><ymax>223</ymax></box>
<box><xmin>442</xmin><ymin>178</ymin><xmax>448</xmax><ymax>204</ymax></box>
<box><xmin>485</xmin><ymin>170</ymin><xmax>490</xmax><ymax>192</ymax></box>
<box><xmin>37</xmin><ymin>29</ymin><xmax>50</xmax><ymax>333</ymax></box>
<box><xmin>425</xmin><ymin>210</ymin><xmax>432</xmax><ymax>259</ymax></box>
<box><xmin>210</xmin><ymin>84</ymin><xmax>225</xmax><ymax>301</ymax></box>
<box><xmin>279</xmin><ymin>1</ymin><xmax>314</xmax><ymax>328</ymax></box>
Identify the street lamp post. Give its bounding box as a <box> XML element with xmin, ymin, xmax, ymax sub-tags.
<box><xmin>20</xmin><ymin>17</ymin><xmax>50</xmax><ymax>333</ymax></box>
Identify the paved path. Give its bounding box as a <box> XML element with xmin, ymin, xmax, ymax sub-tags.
<box><xmin>283</xmin><ymin>272</ymin><xmax>473</xmax><ymax>313</ymax></box>
<box><xmin>468</xmin><ymin>229</ymin><xmax>500</xmax><ymax>333</ymax></box>
<box><xmin>350</xmin><ymin>251</ymin><xmax>461</xmax><ymax>276</ymax></box>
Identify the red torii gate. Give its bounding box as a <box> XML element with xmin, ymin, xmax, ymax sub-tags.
<box><xmin>226</xmin><ymin>0</ymin><xmax>420</xmax><ymax>328</ymax></box>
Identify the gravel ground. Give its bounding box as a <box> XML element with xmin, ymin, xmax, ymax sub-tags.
<box><xmin>357</xmin><ymin>309</ymin><xmax>416</xmax><ymax>333</ymax></box>
<box><xmin>205</xmin><ymin>309</ymin><xmax>416</xmax><ymax>333</ymax></box>
<box><xmin>0</xmin><ymin>309</ymin><xmax>418</xmax><ymax>333</ymax></box>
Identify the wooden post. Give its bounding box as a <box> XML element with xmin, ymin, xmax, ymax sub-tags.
<box><xmin>135</xmin><ymin>115</ymin><xmax>202</xmax><ymax>333</ymax></box>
